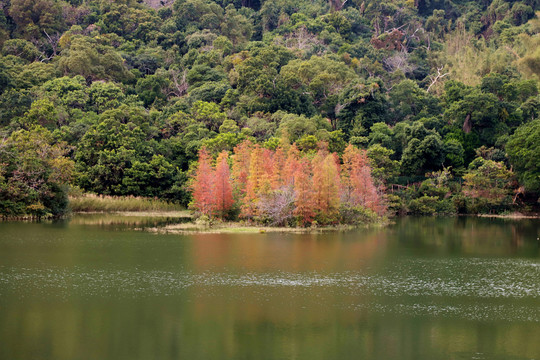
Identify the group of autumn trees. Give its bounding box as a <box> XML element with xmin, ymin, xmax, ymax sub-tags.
<box><xmin>191</xmin><ymin>141</ymin><xmax>383</xmax><ymax>225</ymax></box>
<box><xmin>0</xmin><ymin>0</ymin><xmax>540</xmax><ymax>217</ymax></box>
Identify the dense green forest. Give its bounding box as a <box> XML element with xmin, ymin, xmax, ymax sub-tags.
<box><xmin>0</xmin><ymin>0</ymin><xmax>539</xmax><ymax>220</ymax></box>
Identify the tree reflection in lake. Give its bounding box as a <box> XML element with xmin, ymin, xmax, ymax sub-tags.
<box><xmin>0</xmin><ymin>216</ymin><xmax>538</xmax><ymax>360</ymax></box>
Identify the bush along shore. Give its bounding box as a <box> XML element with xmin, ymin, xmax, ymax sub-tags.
<box><xmin>147</xmin><ymin>216</ymin><xmax>390</xmax><ymax>234</ymax></box>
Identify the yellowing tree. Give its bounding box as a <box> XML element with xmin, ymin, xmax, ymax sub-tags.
<box><xmin>312</xmin><ymin>150</ymin><xmax>341</xmax><ymax>220</ymax></box>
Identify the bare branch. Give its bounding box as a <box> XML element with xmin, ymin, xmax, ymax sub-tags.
<box><xmin>427</xmin><ymin>67</ymin><xmax>449</xmax><ymax>93</ymax></box>
<box><xmin>36</xmin><ymin>31</ymin><xmax>61</xmax><ymax>62</ymax></box>
<box><xmin>169</xmin><ymin>68</ymin><xmax>189</xmax><ymax>97</ymax></box>
<box><xmin>383</xmin><ymin>49</ymin><xmax>417</xmax><ymax>74</ymax></box>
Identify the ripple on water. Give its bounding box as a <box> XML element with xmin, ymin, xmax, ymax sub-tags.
<box><xmin>1</xmin><ymin>257</ymin><xmax>539</xmax><ymax>321</ymax></box>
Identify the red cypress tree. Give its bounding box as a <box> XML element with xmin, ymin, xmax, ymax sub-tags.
<box><xmin>191</xmin><ymin>147</ymin><xmax>215</xmax><ymax>216</ymax></box>
<box><xmin>213</xmin><ymin>151</ymin><xmax>234</xmax><ymax>218</ymax></box>
<box><xmin>262</xmin><ymin>148</ymin><xmax>275</xmax><ymax>177</ymax></box>
<box><xmin>283</xmin><ymin>144</ymin><xmax>300</xmax><ymax>186</ymax></box>
<box><xmin>259</xmin><ymin>148</ymin><xmax>275</xmax><ymax>196</ymax></box>
<box><xmin>351</xmin><ymin>163</ymin><xmax>381</xmax><ymax>213</ymax></box>
<box><xmin>341</xmin><ymin>144</ymin><xmax>361</xmax><ymax>204</ymax></box>
<box><xmin>341</xmin><ymin>144</ymin><xmax>383</xmax><ymax>214</ymax></box>
<box><xmin>271</xmin><ymin>146</ymin><xmax>286</xmax><ymax>189</ymax></box>
<box><xmin>294</xmin><ymin>159</ymin><xmax>314</xmax><ymax>226</ymax></box>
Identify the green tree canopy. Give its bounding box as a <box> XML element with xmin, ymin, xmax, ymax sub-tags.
<box><xmin>507</xmin><ymin>118</ymin><xmax>540</xmax><ymax>192</ymax></box>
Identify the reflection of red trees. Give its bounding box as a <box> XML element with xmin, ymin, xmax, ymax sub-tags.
<box><xmin>192</xmin><ymin>141</ymin><xmax>384</xmax><ymax>223</ymax></box>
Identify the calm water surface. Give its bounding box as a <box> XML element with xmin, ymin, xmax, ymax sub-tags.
<box><xmin>1</xmin><ymin>216</ymin><xmax>539</xmax><ymax>359</ymax></box>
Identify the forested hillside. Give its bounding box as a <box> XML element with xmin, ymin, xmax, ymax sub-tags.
<box><xmin>0</xmin><ymin>0</ymin><xmax>539</xmax><ymax>220</ymax></box>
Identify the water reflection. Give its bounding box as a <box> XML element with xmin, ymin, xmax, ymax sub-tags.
<box><xmin>188</xmin><ymin>230</ymin><xmax>389</xmax><ymax>272</ymax></box>
<box><xmin>391</xmin><ymin>216</ymin><xmax>539</xmax><ymax>256</ymax></box>
<box><xmin>2</xmin><ymin>297</ymin><xmax>538</xmax><ymax>360</ymax></box>
<box><xmin>65</xmin><ymin>213</ymin><xmax>191</xmax><ymax>229</ymax></box>
<box><xmin>0</xmin><ymin>216</ymin><xmax>539</xmax><ymax>360</ymax></box>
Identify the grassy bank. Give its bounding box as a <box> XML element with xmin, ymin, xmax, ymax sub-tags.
<box><xmin>69</xmin><ymin>194</ymin><xmax>185</xmax><ymax>213</ymax></box>
<box><xmin>148</xmin><ymin>222</ymin><xmax>353</xmax><ymax>234</ymax></box>
<box><xmin>147</xmin><ymin>218</ymin><xmax>389</xmax><ymax>234</ymax></box>
<box><xmin>476</xmin><ymin>212</ymin><xmax>540</xmax><ymax>219</ymax></box>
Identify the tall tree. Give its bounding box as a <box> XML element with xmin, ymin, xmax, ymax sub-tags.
<box><xmin>241</xmin><ymin>144</ymin><xmax>264</xmax><ymax>218</ymax></box>
<box><xmin>462</xmin><ymin>158</ymin><xmax>515</xmax><ymax>205</ymax></box>
<box><xmin>0</xmin><ymin>126</ymin><xmax>73</xmax><ymax>217</ymax></box>
<box><xmin>294</xmin><ymin>159</ymin><xmax>314</xmax><ymax>226</ymax></box>
<box><xmin>231</xmin><ymin>140</ymin><xmax>252</xmax><ymax>196</ymax></box>
<box><xmin>312</xmin><ymin>150</ymin><xmax>341</xmax><ymax>220</ymax></box>
<box><xmin>271</xmin><ymin>146</ymin><xmax>286</xmax><ymax>189</ymax></box>
<box><xmin>258</xmin><ymin>148</ymin><xmax>274</xmax><ymax>198</ymax></box>
<box><xmin>341</xmin><ymin>144</ymin><xmax>382</xmax><ymax>214</ymax></box>
<box><xmin>191</xmin><ymin>147</ymin><xmax>215</xmax><ymax>216</ymax></box>
<box><xmin>213</xmin><ymin>151</ymin><xmax>234</xmax><ymax>218</ymax></box>
<box><xmin>283</xmin><ymin>144</ymin><xmax>300</xmax><ymax>186</ymax></box>
<box><xmin>9</xmin><ymin>0</ymin><xmax>64</xmax><ymax>39</ymax></box>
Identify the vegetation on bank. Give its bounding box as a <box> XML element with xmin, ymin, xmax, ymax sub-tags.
<box><xmin>190</xmin><ymin>142</ymin><xmax>384</xmax><ymax>226</ymax></box>
<box><xmin>1</xmin><ymin>0</ymin><xmax>540</xmax><ymax>219</ymax></box>
<box><xmin>68</xmin><ymin>193</ymin><xmax>185</xmax><ymax>212</ymax></box>
<box><xmin>147</xmin><ymin>215</ymin><xmax>387</xmax><ymax>234</ymax></box>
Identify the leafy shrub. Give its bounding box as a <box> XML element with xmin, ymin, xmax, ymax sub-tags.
<box><xmin>407</xmin><ymin>195</ymin><xmax>439</xmax><ymax>215</ymax></box>
<box><xmin>338</xmin><ymin>204</ymin><xmax>378</xmax><ymax>225</ymax></box>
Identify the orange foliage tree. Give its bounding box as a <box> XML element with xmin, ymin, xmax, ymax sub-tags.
<box><xmin>191</xmin><ymin>141</ymin><xmax>383</xmax><ymax>224</ymax></box>
<box><xmin>283</xmin><ymin>143</ymin><xmax>300</xmax><ymax>186</ymax></box>
<box><xmin>341</xmin><ymin>144</ymin><xmax>383</xmax><ymax>214</ymax></box>
<box><xmin>312</xmin><ymin>149</ymin><xmax>341</xmax><ymax>220</ymax></box>
<box><xmin>241</xmin><ymin>144</ymin><xmax>264</xmax><ymax>218</ymax></box>
<box><xmin>213</xmin><ymin>151</ymin><xmax>234</xmax><ymax>217</ymax></box>
<box><xmin>271</xmin><ymin>146</ymin><xmax>286</xmax><ymax>189</ymax></box>
<box><xmin>294</xmin><ymin>159</ymin><xmax>314</xmax><ymax>225</ymax></box>
<box><xmin>191</xmin><ymin>147</ymin><xmax>215</xmax><ymax>216</ymax></box>
<box><xmin>231</xmin><ymin>140</ymin><xmax>253</xmax><ymax>196</ymax></box>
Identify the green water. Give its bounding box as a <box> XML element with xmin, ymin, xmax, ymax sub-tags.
<box><xmin>1</xmin><ymin>216</ymin><xmax>539</xmax><ymax>360</ymax></box>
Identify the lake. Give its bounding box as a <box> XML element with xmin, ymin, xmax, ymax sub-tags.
<box><xmin>1</xmin><ymin>216</ymin><xmax>539</xmax><ymax>359</ymax></box>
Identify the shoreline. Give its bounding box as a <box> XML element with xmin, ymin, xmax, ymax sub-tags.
<box><xmin>144</xmin><ymin>221</ymin><xmax>374</xmax><ymax>234</ymax></box>
<box><xmin>72</xmin><ymin>210</ymin><xmax>192</xmax><ymax>217</ymax></box>
<box><xmin>474</xmin><ymin>213</ymin><xmax>540</xmax><ymax>219</ymax></box>
<box><xmin>1</xmin><ymin>210</ymin><xmax>192</xmax><ymax>221</ymax></box>
<box><xmin>3</xmin><ymin>211</ymin><xmax>538</xmax><ymax>227</ymax></box>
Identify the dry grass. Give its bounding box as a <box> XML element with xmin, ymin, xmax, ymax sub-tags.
<box><xmin>69</xmin><ymin>194</ymin><xmax>185</xmax><ymax>213</ymax></box>
<box><xmin>146</xmin><ymin>222</ymin><xmax>359</xmax><ymax>234</ymax></box>
<box><xmin>476</xmin><ymin>212</ymin><xmax>540</xmax><ymax>219</ymax></box>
